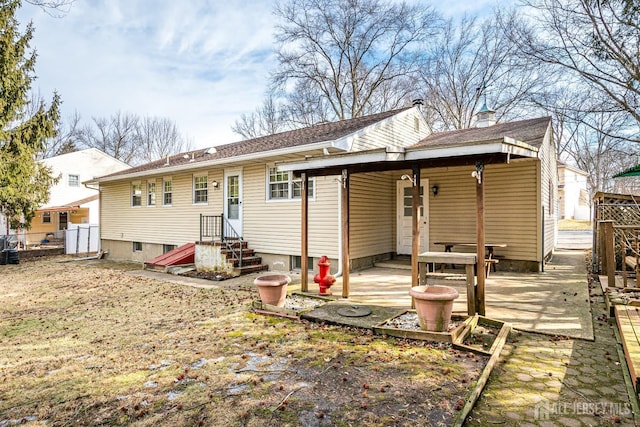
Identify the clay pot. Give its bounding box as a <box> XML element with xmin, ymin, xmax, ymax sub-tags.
<box><xmin>254</xmin><ymin>274</ymin><xmax>291</xmax><ymax>307</ymax></box>
<box><xmin>409</xmin><ymin>285</ymin><xmax>459</xmax><ymax>332</ymax></box>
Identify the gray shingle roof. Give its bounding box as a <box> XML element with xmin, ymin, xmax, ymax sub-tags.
<box><xmin>414</xmin><ymin>117</ymin><xmax>552</xmax><ymax>148</ymax></box>
<box><xmin>101</xmin><ymin>107</ymin><xmax>412</xmax><ymax>179</ymax></box>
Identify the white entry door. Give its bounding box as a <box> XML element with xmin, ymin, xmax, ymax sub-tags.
<box><xmin>396</xmin><ymin>179</ymin><xmax>428</xmax><ymax>254</ymax></box>
<box><xmin>224</xmin><ymin>168</ymin><xmax>243</xmax><ymax>236</ymax></box>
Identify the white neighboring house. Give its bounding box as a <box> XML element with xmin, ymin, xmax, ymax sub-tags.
<box><xmin>558</xmin><ymin>162</ymin><xmax>590</xmax><ymax>221</ymax></box>
<box><xmin>25</xmin><ymin>148</ymin><xmax>129</xmax><ymax>244</ymax></box>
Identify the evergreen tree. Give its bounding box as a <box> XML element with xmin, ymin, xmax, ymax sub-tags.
<box><xmin>0</xmin><ymin>0</ymin><xmax>59</xmax><ymax>229</ymax></box>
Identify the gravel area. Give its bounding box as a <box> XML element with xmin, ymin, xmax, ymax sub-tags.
<box><xmin>282</xmin><ymin>294</ymin><xmax>325</xmax><ymax>311</ymax></box>
<box><xmin>381</xmin><ymin>311</ymin><xmax>460</xmax><ymax>331</ymax></box>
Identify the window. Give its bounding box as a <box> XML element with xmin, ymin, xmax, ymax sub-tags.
<box><xmin>291</xmin><ymin>255</ymin><xmax>314</xmax><ymax>270</ymax></box>
<box><xmin>68</xmin><ymin>174</ymin><xmax>79</xmax><ymax>187</ymax></box>
<box><xmin>163</xmin><ymin>244</ymin><xmax>177</xmax><ymax>253</ymax></box>
<box><xmin>163</xmin><ymin>178</ymin><xmax>172</xmax><ymax>206</ymax></box>
<box><xmin>42</xmin><ymin>212</ymin><xmax>51</xmax><ymax>224</ymax></box>
<box><xmin>147</xmin><ymin>181</ymin><xmax>156</xmax><ymax>206</ymax></box>
<box><xmin>133</xmin><ymin>241</ymin><xmax>142</xmax><ymax>252</ymax></box>
<box><xmin>267</xmin><ymin>167</ymin><xmax>314</xmax><ymax>200</ymax></box>
<box><xmin>193</xmin><ymin>175</ymin><xmax>208</xmax><ymax>204</ymax></box>
<box><xmin>131</xmin><ymin>182</ymin><xmax>142</xmax><ymax>207</ymax></box>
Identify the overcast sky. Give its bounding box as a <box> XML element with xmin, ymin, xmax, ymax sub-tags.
<box><xmin>18</xmin><ymin>0</ymin><xmax>506</xmax><ymax>150</ymax></box>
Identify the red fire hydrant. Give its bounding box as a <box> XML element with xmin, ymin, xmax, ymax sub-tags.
<box><xmin>314</xmin><ymin>255</ymin><xmax>336</xmax><ymax>296</ymax></box>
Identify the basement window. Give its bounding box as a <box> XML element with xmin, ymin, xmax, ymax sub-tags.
<box><xmin>291</xmin><ymin>255</ymin><xmax>314</xmax><ymax>270</ymax></box>
<box><xmin>133</xmin><ymin>241</ymin><xmax>142</xmax><ymax>252</ymax></box>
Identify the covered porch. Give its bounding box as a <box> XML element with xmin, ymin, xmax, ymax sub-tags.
<box><xmin>278</xmin><ymin>130</ymin><xmax>546</xmax><ymax>317</ymax></box>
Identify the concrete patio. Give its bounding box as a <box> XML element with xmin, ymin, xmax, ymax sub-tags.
<box><xmin>290</xmin><ymin>249</ymin><xmax>594</xmax><ymax>340</ymax></box>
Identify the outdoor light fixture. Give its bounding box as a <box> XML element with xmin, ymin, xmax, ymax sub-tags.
<box><xmin>401</xmin><ymin>174</ymin><xmax>416</xmax><ymax>185</ymax></box>
<box><xmin>431</xmin><ymin>185</ymin><xmax>439</xmax><ymax>197</ymax></box>
<box><xmin>211</xmin><ymin>180</ymin><xmax>219</xmax><ymax>189</ymax></box>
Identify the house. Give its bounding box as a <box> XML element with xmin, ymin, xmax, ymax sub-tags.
<box><xmin>557</xmin><ymin>162</ymin><xmax>590</xmax><ymax>221</ymax></box>
<box><xmin>91</xmin><ymin>106</ymin><xmax>556</xmax><ymax>277</ymax></box>
<box><xmin>27</xmin><ymin>148</ymin><xmax>129</xmax><ymax>245</ymax></box>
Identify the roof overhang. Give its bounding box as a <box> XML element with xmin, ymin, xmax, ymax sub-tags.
<box><xmin>277</xmin><ymin>136</ymin><xmax>539</xmax><ymax>177</ymax></box>
<box><xmin>38</xmin><ymin>195</ymin><xmax>99</xmax><ymax>212</ymax></box>
<box><xmin>87</xmin><ymin>140</ymin><xmax>345</xmax><ymax>184</ymax></box>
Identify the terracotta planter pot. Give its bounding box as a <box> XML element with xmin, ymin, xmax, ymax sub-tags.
<box><xmin>254</xmin><ymin>274</ymin><xmax>291</xmax><ymax>307</ymax></box>
<box><xmin>409</xmin><ymin>285</ymin><xmax>459</xmax><ymax>332</ymax></box>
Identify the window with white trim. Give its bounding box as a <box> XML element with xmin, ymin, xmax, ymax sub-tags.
<box><xmin>131</xmin><ymin>182</ymin><xmax>142</xmax><ymax>207</ymax></box>
<box><xmin>147</xmin><ymin>181</ymin><xmax>156</xmax><ymax>206</ymax></box>
<box><xmin>42</xmin><ymin>212</ymin><xmax>51</xmax><ymax>224</ymax></box>
<box><xmin>193</xmin><ymin>174</ymin><xmax>208</xmax><ymax>204</ymax></box>
<box><xmin>267</xmin><ymin>167</ymin><xmax>314</xmax><ymax>200</ymax></box>
<box><xmin>163</xmin><ymin>178</ymin><xmax>172</xmax><ymax>206</ymax></box>
<box><xmin>68</xmin><ymin>174</ymin><xmax>80</xmax><ymax>187</ymax></box>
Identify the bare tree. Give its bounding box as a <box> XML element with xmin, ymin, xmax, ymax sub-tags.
<box><xmin>25</xmin><ymin>0</ymin><xmax>73</xmax><ymax>14</ymax></box>
<box><xmin>232</xmin><ymin>95</ymin><xmax>290</xmax><ymax>139</ymax></box>
<box><xmin>78</xmin><ymin>112</ymin><xmax>140</xmax><ymax>165</ymax></box>
<box><xmin>272</xmin><ymin>0</ymin><xmax>441</xmax><ymax>121</ymax></box>
<box><xmin>137</xmin><ymin>116</ymin><xmax>193</xmax><ymax>163</ymax></box>
<box><xmin>77</xmin><ymin>111</ymin><xmax>190</xmax><ymax>165</ymax></box>
<box><xmin>505</xmin><ymin>0</ymin><xmax>640</xmax><ymax>142</ymax></box>
<box><xmin>419</xmin><ymin>13</ymin><xmax>553</xmax><ymax>131</ymax></box>
<box><xmin>563</xmin><ymin>109</ymin><xmax>637</xmax><ymax>194</ymax></box>
<box><xmin>41</xmin><ymin>110</ymin><xmax>82</xmax><ymax>158</ymax></box>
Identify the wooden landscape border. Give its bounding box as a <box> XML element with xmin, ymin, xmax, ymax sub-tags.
<box><xmin>372</xmin><ymin>311</ymin><xmax>471</xmax><ymax>343</ymax></box>
<box><xmin>251</xmin><ymin>293</ymin><xmax>331</xmax><ymax>318</ymax></box>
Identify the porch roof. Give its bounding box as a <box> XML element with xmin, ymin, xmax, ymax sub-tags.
<box><xmin>38</xmin><ymin>194</ymin><xmax>98</xmax><ymax>212</ymax></box>
<box><xmin>277</xmin><ymin>116</ymin><xmax>549</xmax><ymax>176</ymax></box>
<box><xmin>276</xmin><ymin>135</ymin><xmax>540</xmax><ymax>176</ymax></box>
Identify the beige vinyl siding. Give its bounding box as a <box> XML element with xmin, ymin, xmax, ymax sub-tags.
<box><xmin>426</xmin><ymin>160</ymin><xmax>540</xmax><ymax>262</ymax></box>
<box><xmin>350</xmin><ymin>110</ymin><xmax>429</xmax><ymax>151</ymax></box>
<box><xmin>538</xmin><ymin>124</ymin><xmax>557</xmax><ymax>258</ymax></box>
<box><xmin>100</xmin><ymin>168</ymin><xmax>223</xmax><ymax>246</ymax></box>
<box><xmin>350</xmin><ymin>173</ymin><xmax>396</xmax><ymax>258</ymax></box>
<box><xmin>243</xmin><ymin>164</ymin><xmax>340</xmax><ymax>258</ymax></box>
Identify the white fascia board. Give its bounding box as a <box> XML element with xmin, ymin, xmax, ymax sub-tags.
<box><xmin>277</xmin><ymin>148</ymin><xmax>395</xmax><ymax>172</ymax></box>
<box><xmin>277</xmin><ymin>138</ymin><xmax>538</xmax><ymax>173</ymax></box>
<box><xmin>404</xmin><ymin>138</ymin><xmax>539</xmax><ymax>161</ymax></box>
<box><xmin>94</xmin><ymin>140</ymin><xmax>339</xmax><ymax>183</ymax></box>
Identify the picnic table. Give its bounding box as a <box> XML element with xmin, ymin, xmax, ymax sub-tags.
<box><xmin>434</xmin><ymin>241</ymin><xmax>507</xmax><ymax>276</ymax></box>
<box><xmin>417</xmin><ymin>251</ymin><xmax>477</xmax><ymax>315</ymax></box>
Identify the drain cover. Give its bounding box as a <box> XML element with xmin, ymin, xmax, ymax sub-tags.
<box><xmin>336</xmin><ymin>306</ymin><xmax>372</xmax><ymax>317</ymax></box>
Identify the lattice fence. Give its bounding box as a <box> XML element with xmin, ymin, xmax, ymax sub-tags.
<box><xmin>594</xmin><ymin>193</ymin><xmax>640</xmax><ymax>272</ymax></box>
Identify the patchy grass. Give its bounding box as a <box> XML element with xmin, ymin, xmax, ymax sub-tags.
<box><xmin>0</xmin><ymin>258</ymin><xmax>486</xmax><ymax>426</ymax></box>
<box><xmin>558</xmin><ymin>219</ymin><xmax>592</xmax><ymax>230</ymax></box>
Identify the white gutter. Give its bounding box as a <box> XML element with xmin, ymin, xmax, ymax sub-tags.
<box><xmin>277</xmin><ymin>138</ymin><xmax>539</xmax><ymax>172</ymax></box>
<box><xmin>90</xmin><ymin>139</ymin><xmax>343</xmax><ymax>184</ymax></box>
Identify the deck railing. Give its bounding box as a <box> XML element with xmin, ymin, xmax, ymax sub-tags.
<box><xmin>199</xmin><ymin>214</ymin><xmax>243</xmax><ymax>267</ymax></box>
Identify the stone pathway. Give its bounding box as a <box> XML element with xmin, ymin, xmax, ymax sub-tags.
<box><xmin>466</xmin><ymin>275</ymin><xmax>638</xmax><ymax>426</ymax></box>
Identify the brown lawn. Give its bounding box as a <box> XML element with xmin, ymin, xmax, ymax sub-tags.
<box><xmin>0</xmin><ymin>257</ymin><xmax>486</xmax><ymax>426</ymax></box>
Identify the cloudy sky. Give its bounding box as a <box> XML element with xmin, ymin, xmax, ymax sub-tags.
<box><xmin>17</xmin><ymin>0</ymin><xmax>506</xmax><ymax>150</ymax></box>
